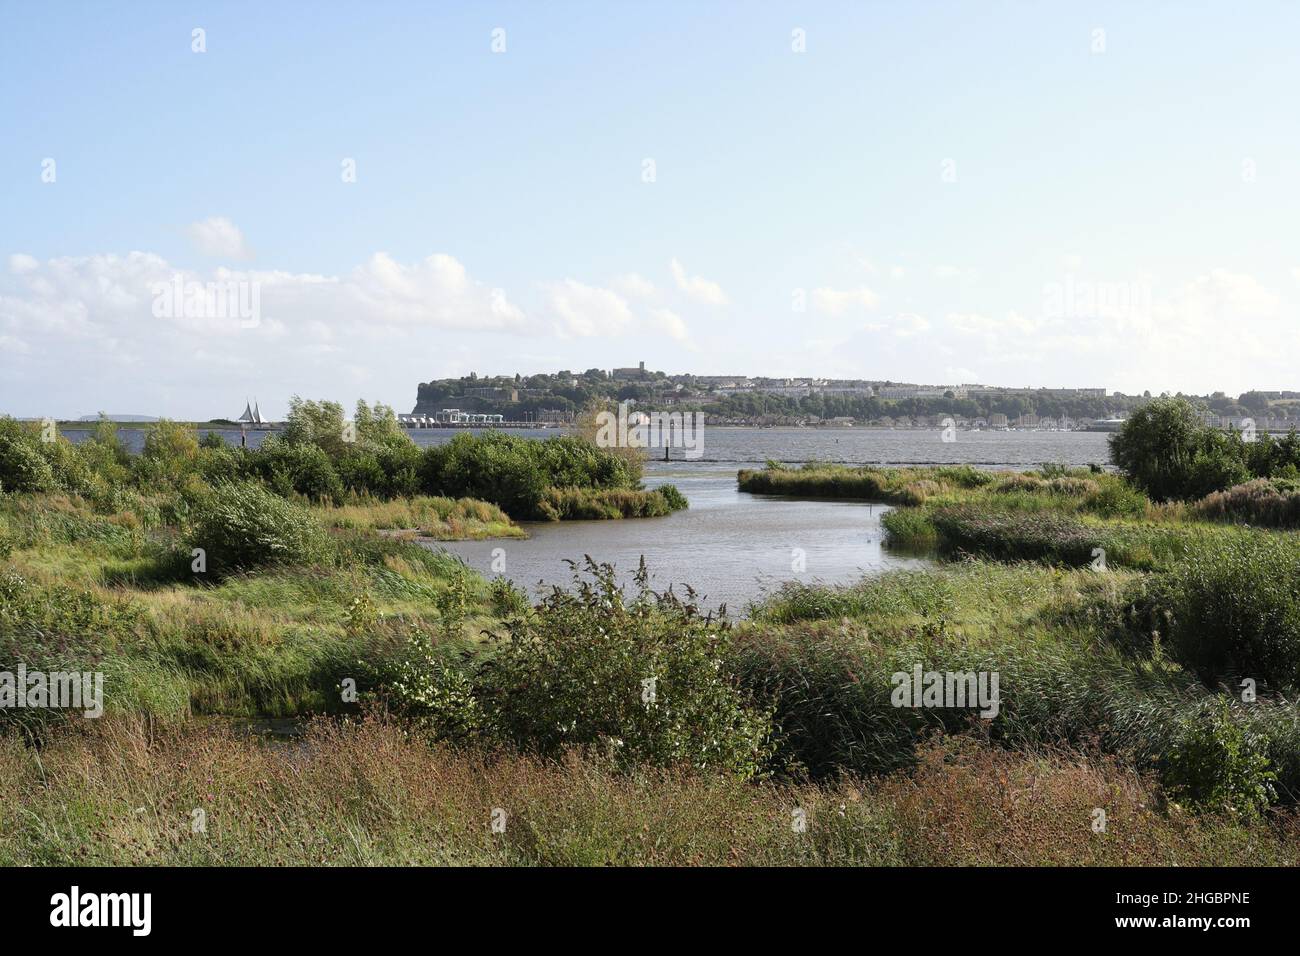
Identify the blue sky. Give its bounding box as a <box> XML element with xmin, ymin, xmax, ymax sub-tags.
<box><xmin>3</xmin><ymin>0</ymin><xmax>1299</xmax><ymax>418</ymax></box>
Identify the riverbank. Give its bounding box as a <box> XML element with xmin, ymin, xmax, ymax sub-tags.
<box><xmin>6</xmin><ymin>408</ymin><xmax>1300</xmax><ymax>865</ymax></box>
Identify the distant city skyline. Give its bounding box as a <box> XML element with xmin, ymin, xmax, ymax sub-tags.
<box><xmin>5</xmin><ymin>2</ymin><xmax>1300</xmax><ymax>420</ymax></box>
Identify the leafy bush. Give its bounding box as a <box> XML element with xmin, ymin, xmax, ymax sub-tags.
<box><xmin>479</xmin><ymin>560</ymin><xmax>773</xmax><ymax>777</ymax></box>
<box><xmin>0</xmin><ymin>422</ymin><xmax>57</xmax><ymax>493</ymax></box>
<box><xmin>1082</xmin><ymin>478</ymin><xmax>1149</xmax><ymax>519</ymax></box>
<box><xmin>1157</xmin><ymin>535</ymin><xmax>1300</xmax><ymax>687</ymax></box>
<box><xmin>422</xmin><ymin>431</ymin><xmax>644</xmax><ymax>519</ymax></box>
<box><xmin>1163</xmin><ymin>700</ymin><xmax>1276</xmax><ymax>817</ymax></box>
<box><xmin>537</xmin><ymin>486</ymin><xmax>685</xmax><ymax>520</ymax></box>
<box><xmin>185</xmin><ymin>482</ymin><xmax>329</xmax><ymax>573</ymax></box>
<box><xmin>382</xmin><ymin>625</ymin><xmax>482</xmax><ymax>741</ymax></box>
<box><xmin>1110</xmin><ymin>397</ymin><xmax>1298</xmax><ymax>501</ymax></box>
<box><xmin>138</xmin><ymin>419</ymin><xmax>200</xmax><ymax>484</ymax></box>
<box><xmin>656</xmin><ymin>483</ymin><xmax>688</xmax><ymax>511</ymax></box>
<box><xmin>249</xmin><ymin>438</ymin><xmax>344</xmax><ymax>503</ymax></box>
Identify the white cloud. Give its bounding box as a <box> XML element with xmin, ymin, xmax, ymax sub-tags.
<box><xmin>8</xmin><ymin>254</ymin><xmax>39</xmax><ymax>275</ymax></box>
<box><xmin>647</xmin><ymin>307</ymin><xmax>690</xmax><ymax>343</ymax></box>
<box><xmin>612</xmin><ymin>273</ymin><xmax>656</xmax><ymax>298</ymax></box>
<box><xmin>0</xmin><ymin>250</ymin><xmax>537</xmax><ymax>417</ymax></box>
<box><xmin>186</xmin><ymin>217</ymin><xmax>252</xmax><ymax>260</ymax></box>
<box><xmin>669</xmin><ymin>258</ymin><xmax>728</xmax><ymax>305</ymax></box>
<box><xmin>344</xmin><ymin>253</ymin><xmax>525</xmax><ymax>329</ymax></box>
<box><xmin>544</xmin><ymin>279</ymin><xmax>634</xmax><ymax>337</ymax></box>
<box><xmin>933</xmin><ymin>265</ymin><xmax>979</xmax><ymax>281</ymax></box>
<box><xmin>812</xmin><ymin>286</ymin><xmax>880</xmax><ymax>316</ymax></box>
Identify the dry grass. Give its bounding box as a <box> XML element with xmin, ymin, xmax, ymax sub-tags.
<box><xmin>0</xmin><ymin>718</ymin><xmax>1293</xmax><ymax>866</ymax></box>
<box><xmin>315</xmin><ymin>496</ymin><xmax>524</xmax><ymax>540</ymax></box>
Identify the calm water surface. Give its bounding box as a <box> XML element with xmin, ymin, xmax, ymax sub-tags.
<box><xmin>432</xmin><ymin>466</ymin><xmax>929</xmax><ymax>614</ymax></box>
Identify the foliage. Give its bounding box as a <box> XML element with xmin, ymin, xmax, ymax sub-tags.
<box><xmin>1110</xmin><ymin>397</ymin><xmax>1299</xmax><ymax>501</ymax></box>
<box><xmin>1193</xmin><ymin>478</ymin><xmax>1300</xmax><ymax>528</ymax></box>
<box><xmin>185</xmin><ymin>482</ymin><xmax>329</xmax><ymax>574</ymax></box>
<box><xmin>1163</xmin><ymin>700</ymin><xmax>1277</xmax><ymax>817</ymax></box>
<box><xmin>1156</xmin><ymin>534</ymin><xmax>1300</xmax><ymax>687</ymax></box>
<box><xmin>421</xmin><ymin>431</ymin><xmax>645</xmax><ymax>519</ymax></box>
<box><xmin>479</xmin><ymin>560</ymin><xmax>773</xmax><ymax>777</ymax></box>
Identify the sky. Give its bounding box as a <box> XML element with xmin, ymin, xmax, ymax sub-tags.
<box><xmin>2</xmin><ymin>0</ymin><xmax>1299</xmax><ymax>420</ymax></box>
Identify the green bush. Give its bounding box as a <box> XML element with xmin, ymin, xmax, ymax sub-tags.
<box><xmin>0</xmin><ymin>423</ymin><xmax>57</xmax><ymax>493</ymax></box>
<box><xmin>381</xmin><ymin>625</ymin><xmax>482</xmax><ymax>742</ymax></box>
<box><xmin>1158</xmin><ymin>535</ymin><xmax>1300</xmax><ymax>687</ymax></box>
<box><xmin>426</xmin><ymin>434</ymin><xmax>644</xmax><ymax>522</ymax></box>
<box><xmin>656</xmin><ymin>483</ymin><xmax>688</xmax><ymax>512</ymax></box>
<box><xmin>1109</xmin><ymin>398</ymin><xmax>1297</xmax><ymax>501</ymax></box>
<box><xmin>479</xmin><ymin>560</ymin><xmax>773</xmax><ymax>777</ymax></box>
<box><xmin>249</xmin><ymin>438</ymin><xmax>343</xmax><ymax>503</ymax></box>
<box><xmin>185</xmin><ymin>482</ymin><xmax>329</xmax><ymax>574</ymax></box>
<box><xmin>1163</xmin><ymin>700</ymin><xmax>1276</xmax><ymax>817</ymax></box>
<box><xmin>538</xmin><ymin>486</ymin><xmax>685</xmax><ymax>520</ymax></box>
<box><xmin>1082</xmin><ymin>477</ymin><xmax>1149</xmax><ymax>518</ymax></box>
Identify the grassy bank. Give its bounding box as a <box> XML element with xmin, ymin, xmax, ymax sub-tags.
<box><xmin>6</xmin><ymin>426</ymin><xmax>1300</xmax><ymax>865</ymax></box>
<box><xmin>315</xmin><ymin>496</ymin><xmax>525</xmax><ymax>539</ymax></box>
<box><xmin>0</xmin><ymin>490</ymin><xmax>501</xmax><ymax>721</ymax></box>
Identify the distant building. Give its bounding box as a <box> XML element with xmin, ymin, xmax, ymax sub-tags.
<box><xmin>612</xmin><ymin>361</ymin><xmax>647</xmax><ymax>381</ymax></box>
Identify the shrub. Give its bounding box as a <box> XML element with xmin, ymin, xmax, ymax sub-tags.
<box><xmin>1109</xmin><ymin>398</ymin><xmax>1213</xmax><ymax>501</ymax></box>
<box><xmin>881</xmin><ymin>506</ymin><xmax>938</xmax><ymax>545</ymax></box>
<box><xmin>479</xmin><ymin>560</ymin><xmax>773</xmax><ymax>778</ymax></box>
<box><xmin>381</xmin><ymin>625</ymin><xmax>482</xmax><ymax>741</ymax></box>
<box><xmin>656</xmin><ymin>483</ymin><xmax>688</xmax><ymax>512</ymax></box>
<box><xmin>537</xmin><ymin>486</ymin><xmax>684</xmax><ymax>520</ymax></box>
<box><xmin>249</xmin><ymin>438</ymin><xmax>343</xmax><ymax>503</ymax></box>
<box><xmin>898</xmin><ymin>479</ymin><xmax>941</xmax><ymax>506</ymax></box>
<box><xmin>185</xmin><ymin>482</ymin><xmax>329</xmax><ymax>573</ymax></box>
<box><xmin>1109</xmin><ymin>398</ymin><xmax>1262</xmax><ymax>501</ymax></box>
<box><xmin>139</xmin><ymin>419</ymin><xmax>200</xmax><ymax>484</ymax></box>
<box><xmin>1046</xmin><ymin>476</ymin><xmax>1100</xmax><ymax>497</ymax></box>
<box><xmin>489</xmin><ymin>577</ymin><xmax>530</xmax><ymax>617</ymax></box>
<box><xmin>1158</xmin><ymin>535</ymin><xmax>1300</xmax><ymax>687</ymax></box>
<box><xmin>1193</xmin><ymin>479</ymin><xmax>1300</xmax><ymax>528</ymax></box>
<box><xmin>1163</xmin><ymin>700</ymin><xmax>1276</xmax><ymax>817</ymax></box>
<box><xmin>421</xmin><ymin>431</ymin><xmax>641</xmax><ymax>519</ymax></box>
<box><xmin>1082</xmin><ymin>478</ymin><xmax>1149</xmax><ymax>519</ymax></box>
<box><xmin>994</xmin><ymin>474</ymin><xmax>1046</xmax><ymax>494</ymax></box>
<box><xmin>931</xmin><ymin>465</ymin><xmax>995</xmax><ymax>488</ymax></box>
<box><xmin>0</xmin><ymin>423</ymin><xmax>57</xmax><ymax>493</ymax></box>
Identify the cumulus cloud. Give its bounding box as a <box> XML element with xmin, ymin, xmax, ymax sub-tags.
<box><xmin>544</xmin><ymin>279</ymin><xmax>635</xmax><ymax>337</ymax></box>
<box><xmin>0</xmin><ymin>249</ymin><xmax>536</xmax><ymax>417</ymax></box>
<box><xmin>186</xmin><ymin>217</ymin><xmax>252</xmax><ymax>260</ymax></box>
<box><xmin>812</xmin><ymin>286</ymin><xmax>880</xmax><ymax>316</ymax></box>
<box><xmin>612</xmin><ymin>273</ymin><xmax>656</xmax><ymax>299</ymax></box>
<box><xmin>647</xmin><ymin>307</ymin><xmax>690</xmax><ymax>343</ymax></box>
<box><xmin>669</xmin><ymin>258</ymin><xmax>728</xmax><ymax>305</ymax></box>
<box><xmin>344</xmin><ymin>253</ymin><xmax>526</xmax><ymax>329</ymax></box>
